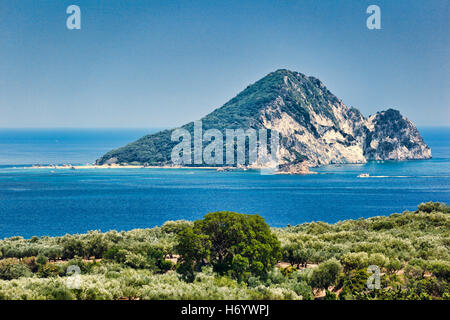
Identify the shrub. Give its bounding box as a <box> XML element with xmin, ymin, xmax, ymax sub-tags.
<box><xmin>62</xmin><ymin>236</ymin><xmax>86</xmax><ymax>259</ymax></box>
<box><xmin>158</xmin><ymin>259</ymin><xmax>173</xmax><ymax>273</ymax></box>
<box><xmin>0</xmin><ymin>258</ymin><xmax>32</xmax><ymax>280</ymax></box>
<box><xmin>22</xmin><ymin>256</ymin><xmax>38</xmax><ymax>273</ymax></box>
<box><xmin>36</xmin><ymin>254</ymin><xmax>48</xmax><ymax>266</ymax></box>
<box><xmin>341</xmin><ymin>252</ymin><xmax>369</xmax><ymax>271</ymax></box>
<box><xmin>309</xmin><ymin>258</ymin><xmax>342</xmax><ymax>291</ymax></box>
<box><xmin>40</xmin><ymin>283</ymin><xmax>75</xmax><ymax>300</ymax></box>
<box><xmin>38</xmin><ymin>263</ymin><xmax>61</xmax><ymax>278</ymax></box>
<box><xmin>161</xmin><ymin>220</ymin><xmax>192</xmax><ymax>234</ymax></box>
<box><xmin>280</xmin><ymin>265</ymin><xmax>296</xmax><ymax>277</ymax></box>
<box><xmin>104</xmin><ymin>247</ymin><xmax>128</xmax><ymax>263</ymax></box>
<box><xmin>386</xmin><ymin>258</ymin><xmax>402</xmax><ymax>273</ymax></box>
<box><xmin>368</xmin><ymin>253</ymin><xmax>387</xmax><ymax>268</ymax></box>
<box><xmin>340</xmin><ymin>269</ymin><xmax>370</xmax><ymax>300</ymax></box>
<box><xmin>417</xmin><ymin>202</ymin><xmax>449</xmax><ymax>213</ymax></box>
<box><xmin>427</xmin><ymin>260</ymin><xmax>450</xmax><ymax>280</ymax></box>
<box><xmin>124</xmin><ymin>253</ymin><xmax>149</xmax><ymax>269</ymax></box>
<box><xmin>85</xmin><ymin>232</ymin><xmax>110</xmax><ymax>258</ymax></box>
<box><xmin>285</xmin><ymin>279</ymin><xmax>313</xmax><ymax>300</ymax></box>
<box><xmin>324</xmin><ymin>290</ymin><xmax>337</xmax><ymax>300</ymax></box>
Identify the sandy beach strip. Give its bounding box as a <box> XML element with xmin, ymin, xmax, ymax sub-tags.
<box><xmin>28</xmin><ymin>164</ymin><xmax>224</xmax><ymax>170</ymax></box>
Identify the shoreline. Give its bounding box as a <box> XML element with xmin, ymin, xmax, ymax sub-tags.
<box><xmin>25</xmin><ymin>163</ymin><xmax>319</xmax><ymax>174</ymax></box>
<box><xmin>28</xmin><ymin>164</ymin><xmax>219</xmax><ymax>170</ymax></box>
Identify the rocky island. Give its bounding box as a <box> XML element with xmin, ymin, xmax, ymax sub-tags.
<box><xmin>97</xmin><ymin>69</ymin><xmax>431</xmax><ymax>172</ymax></box>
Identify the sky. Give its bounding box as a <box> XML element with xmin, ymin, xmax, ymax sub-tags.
<box><xmin>0</xmin><ymin>0</ymin><xmax>448</xmax><ymax>128</ymax></box>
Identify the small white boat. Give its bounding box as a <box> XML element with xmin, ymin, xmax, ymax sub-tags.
<box><xmin>358</xmin><ymin>173</ymin><xmax>370</xmax><ymax>178</ymax></box>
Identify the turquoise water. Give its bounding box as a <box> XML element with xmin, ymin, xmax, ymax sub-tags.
<box><xmin>0</xmin><ymin>128</ymin><xmax>449</xmax><ymax>238</ymax></box>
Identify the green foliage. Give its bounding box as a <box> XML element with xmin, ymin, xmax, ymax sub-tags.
<box><xmin>104</xmin><ymin>247</ymin><xmax>127</xmax><ymax>263</ymax></box>
<box><xmin>176</xmin><ymin>211</ymin><xmax>281</xmax><ymax>281</ymax></box>
<box><xmin>417</xmin><ymin>201</ymin><xmax>449</xmax><ymax>214</ymax></box>
<box><xmin>288</xmin><ymin>280</ymin><xmax>314</xmax><ymax>300</ymax></box>
<box><xmin>41</xmin><ymin>283</ymin><xmax>76</xmax><ymax>300</ymax></box>
<box><xmin>176</xmin><ymin>227</ymin><xmax>211</xmax><ymax>281</ymax></box>
<box><xmin>280</xmin><ymin>265</ymin><xmax>296</xmax><ymax>277</ymax></box>
<box><xmin>341</xmin><ymin>252</ymin><xmax>369</xmax><ymax>271</ymax></box>
<box><xmin>324</xmin><ymin>290</ymin><xmax>337</xmax><ymax>300</ymax></box>
<box><xmin>309</xmin><ymin>259</ymin><xmax>342</xmax><ymax>290</ymax></box>
<box><xmin>85</xmin><ymin>231</ymin><xmax>110</xmax><ymax>258</ymax></box>
<box><xmin>36</xmin><ymin>254</ymin><xmax>48</xmax><ymax>266</ymax></box>
<box><xmin>22</xmin><ymin>256</ymin><xmax>38</xmax><ymax>273</ymax></box>
<box><xmin>124</xmin><ymin>253</ymin><xmax>149</xmax><ymax>269</ymax></box>
<box><xmin>339</xmin><ymin>269</ymin><xmax>370</xmax><ymax>300</ymax></box>
<box><xmin>160</xmin><ymin>220</ymin><xmax>192</xmax><ymax>234</ymax></box>
<box><xmin>386</xmin><ymin>258</ymin><xmax>402</xmax><ymax>273</ymax></box>
<box><xmin>37</xmin><ymin>263</ymin><xmax>61</xmax><ymax>278</ymax></box>
<box><xmin>0</xmin><ymin>202</ymin><xmax>448</xmax><ymax>300</ymax></box>
<box><xmin>62</xmin><ymin>236</ymin><xmax>86</xmax><ymax>259</ymax></box>
<box><xmin>0</xmin><ymin>258</ymin><xmax>32</xmax><ymax>280</ymax></box>
<box><xmin>230</xmin><ymin>254</ymin><xmax>251</xmax><ymax>282</ymax></box>
<box><xmin>368</xmin><ymin>253</ymin><xmax>387</xmax><ymax>267</ymax></box>
<box><xmin>427</xmin><ymin>260</ymin><xmax>450</xmax><ymax>280</ymax></box>
<box><xmin>282</xmin><ymin>243</ymin><xmax>312</xmax><ymax>268</ymax></box>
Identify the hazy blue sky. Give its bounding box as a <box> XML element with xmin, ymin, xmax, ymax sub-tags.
<box><xmin>0</xmin><ymin>0</ymin><xmax>448</xmax><ymax>128</ymax></box>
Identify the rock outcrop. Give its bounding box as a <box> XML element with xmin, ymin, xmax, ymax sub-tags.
<box><xmin>97</xmin><ymin>69</ymin><xmax>431</xmax><ymax>170</ymax></box>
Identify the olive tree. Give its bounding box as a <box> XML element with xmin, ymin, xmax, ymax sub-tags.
<box><xmin>309</xmin><ymin>258</ymin><xmax>342</xmax><ymax>291</ymax></box>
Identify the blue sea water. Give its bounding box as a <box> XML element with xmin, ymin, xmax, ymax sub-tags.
<box><xmin>0</xmin><ymin>128</ymin><xmax>449</xmax><ymax>238</ymax></box>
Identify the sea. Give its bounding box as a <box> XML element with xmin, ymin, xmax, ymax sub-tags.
<box><xmin>0</xmin><ymin>127</ymin><xmax>449</xmax><ymax>238</ymax></box>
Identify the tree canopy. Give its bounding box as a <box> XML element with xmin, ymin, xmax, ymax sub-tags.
<box><xmin>176</xmin><ymin>211</ymin><xmax>281</xmax><ymax>281</ymax></box>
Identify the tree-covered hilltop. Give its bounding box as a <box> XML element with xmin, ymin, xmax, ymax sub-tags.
<box><xmin>0</xmin><ymin>202</ymin><xmax>448</xmax><ymax>300</ymax></box>
<box><xmin>96</xmin><ymin>69</ymin><xmax>431</xmax><ymax>168</ymax></box>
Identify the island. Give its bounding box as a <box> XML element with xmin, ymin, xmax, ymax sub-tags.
<box><xmin>96</xmin><ymin>69</ymin><xmax>431</xmax><ymax>174</ymax></box>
